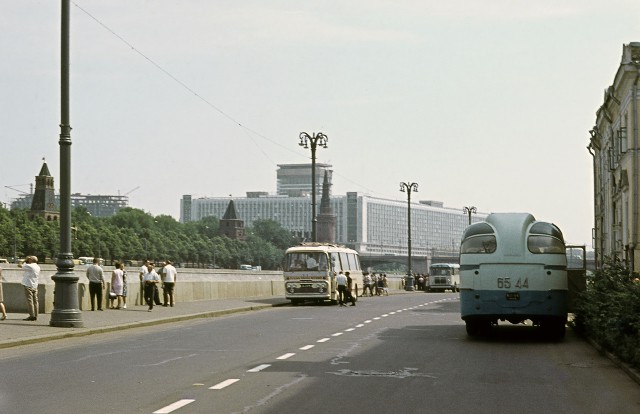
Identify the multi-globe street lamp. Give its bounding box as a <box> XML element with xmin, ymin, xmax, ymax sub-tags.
<box><xmin>298</xmin><ymin>132</ymin><xmax>328</xmax><ymax>242</ymax></box>
<box><xmin>463</xmin><ymin>206</ymin><xmax>477</xmax><ymax>225</ymax></box>
<box><xmin>400</xmin><ymin>181</ymin><xmax>418</xmax><ymax>291</ymax></box>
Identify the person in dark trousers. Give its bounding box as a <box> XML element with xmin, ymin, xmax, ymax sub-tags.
<box><xmin>86</xmin><ymin>257</ymin><xmax>105</xmax><ymax>311</ymax></box>
<box><xmin>336</xmin><ymin>271</ymin><xmax>347</xmax><ymax>306</ymax></box>
<box><xmin>142</xmin><ymin>263</ymin><xmax>161</xmax><ymax>311</ymax></box>
<box><xmin>345</xmin><ymin>271</ymin><xmax>356</xmax><ymax>306</ymax></box>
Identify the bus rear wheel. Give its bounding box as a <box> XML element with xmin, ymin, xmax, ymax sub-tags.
<box><xmin>542</xmin><ymin>317</ymin><xmax>566</xmax><ymax>340</ymax></box>
<box><xmin>465</xmin><ymin>320</ymin><xmax>491</xmax><ymax>337</ymax></box>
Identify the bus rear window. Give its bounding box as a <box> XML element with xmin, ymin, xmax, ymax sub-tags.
<box><xmin>460</xmin><ymin>235</ymin><xmax>497</xmax><ymax>254</ymax></box>
<box><xmin>527</xmin><ymin>235</ymin><xmax>565</xmax><ymax>254</ymax></box>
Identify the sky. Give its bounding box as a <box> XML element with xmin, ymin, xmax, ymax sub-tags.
<box><xmin>1</xmin><ymin>1</ymin><xmax>639</xmax><ymax>247</ymax></box>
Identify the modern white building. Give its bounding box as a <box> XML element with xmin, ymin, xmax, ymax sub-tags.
<box><xmin>180</xmin><ymin>191</ymin><xmax>487</xmax><ymax>257</ymax></box>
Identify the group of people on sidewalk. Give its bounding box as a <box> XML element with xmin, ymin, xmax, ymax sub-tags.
<box><xmin>87</xmin><ymin>258</ymin><xmax>178</xmax><ymax>312</ymax></box>
<box><xmin>0</xmin><ymin>256</ymin><xmax>179</xmax><ymax>321</ymax></box>
<box><xmin>140</xmin><ymin>260</ymin><xmax>177</xmax><ymax>311</ymax></box>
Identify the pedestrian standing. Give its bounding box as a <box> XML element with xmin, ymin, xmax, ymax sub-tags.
<box><xmin>162</xmin><ymin>260</ymin><xmax>177</xmax><ymax>307</ymax></box>
<box><xmin>21</xmin><ymin>255</ymin><xmax>40</xmax><ymax>321</ymax></box>
<box><xmin>0</xmin><ymin>265</ymin><xmax>7</xmax><ymax>320</ymax></box>
<box><xmin>156</xmin><ymin>261</ymin><xmax>166</xmax><ymax>306</ymax></box>
<box><xmin>121</xmin><ymin>262</ymin><xmax>128</xmax><ymax>309</ymax></box>
<box><xmin>86</xmin><ymin>257</ymin><xmax>105</xmax><ymax>311</ymax></box>
<box><xmin>142</xmin><ymin>263</ymin><xmax>161</xmax><ymax>311</ymax></box>
<box><xmin>345</xmin><ymin>271</ymin><xmax>356</xmax><ymax>306</ymax></box>
<box><xmin>139</xmin><ymin>260</ymin><xmax>150</xmax><ymax>306</ymax></box>
<box><xmin>336</xmin><ymin>271</ymin><xmax>347</xmax><ymax>306</ymax></box>
<box><xmin>111</xmin><ymin>261</ymin><xmax>124</xmax><ymax>309</ymax></box>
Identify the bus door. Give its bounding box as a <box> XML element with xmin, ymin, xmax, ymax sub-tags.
<box><xmin>566</xmin><ymin>245</ymin><xmax>587</xmax><ymax>312</ymax></box>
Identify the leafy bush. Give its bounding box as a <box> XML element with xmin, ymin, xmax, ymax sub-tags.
<box><xmin>573</xmin><ymin>256</ymin><xmax>640</xmax><ymax>368</ymax></box>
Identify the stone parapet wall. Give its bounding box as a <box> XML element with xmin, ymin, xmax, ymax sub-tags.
<box><xmin>0</xmin><ymin>267</ymin><xmax>285</xmax><ymax>314</ymax></box>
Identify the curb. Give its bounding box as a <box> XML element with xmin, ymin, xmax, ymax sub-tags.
<box><xmin>0</xmin><ymin>302</ymin><xmax>288</xmax><ymax>350</ymax></box>
<box><xmin>585</xmin><ymin>336</ymin><xmax>640</xmax><ymax>387</ymax></box>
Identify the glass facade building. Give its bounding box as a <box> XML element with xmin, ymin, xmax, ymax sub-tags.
<box><xmin>181</xmin><ymin>192</ymin><xmax>487</xmax><ymax>256</ymax></box>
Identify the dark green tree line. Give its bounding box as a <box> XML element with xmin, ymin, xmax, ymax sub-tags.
<box><xmin>0</xmin><ymin>206</ymin><xmax>295</xmax><ymax>270</ymax></box>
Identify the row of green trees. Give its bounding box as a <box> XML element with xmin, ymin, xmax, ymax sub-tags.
<box><xmin>0</xmin><ymin>206</ymin><xmax>297</xmax><ymax>270</ymax></box>
<box><xmin>573</xmin><ymin>257</ymin><xmax>640</xmax><ymax>369</ymax></box>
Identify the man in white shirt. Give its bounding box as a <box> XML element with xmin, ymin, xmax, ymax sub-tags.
<box><xmin>142</xmin><ymin>263</ymin><xmax>161</xmax><ymax>311</ymax></box>
<box><xmin>336</xmin><ymin>271</ymin><xmax>347</xmax><ymax>307</ymax></box>
<box><xmin>21</xmin><ymin>256</ymin><xmax>41</xmax><ymax>321</ymax></box>
<box><xmin>86</xmin><ymin>257</ymin><xmax>105</xmax><ymax>311</ymax></box>
<box><xmin>162</xmin><ymin>260</ymin><xmax>178</xmax><ymax>307</ymax></box>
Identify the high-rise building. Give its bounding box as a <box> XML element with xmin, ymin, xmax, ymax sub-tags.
<box><xmin>276</xmin><ymin>163</ymin><xmax>332</xmax><ymax>198</ymax></box>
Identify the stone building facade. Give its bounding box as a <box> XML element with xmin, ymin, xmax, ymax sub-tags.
<box><xmin>589</xmin><ymin>42</ymin><xmax>640</xmax><ymax>270</ymax></box>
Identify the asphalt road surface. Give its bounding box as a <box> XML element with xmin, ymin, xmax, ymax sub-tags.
<box><xmin>1</xmin><ymin>293</ymin><xmax>638</xmax><ymax>414</ymax></box>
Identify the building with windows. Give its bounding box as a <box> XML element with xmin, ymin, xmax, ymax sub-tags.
<box><xmin>276</xmin><ymin>163</ymin><xmax>332</xmax><ymax>198</ymax></box>
<box><xmin>10</xmin><ymin>161</ymin><xmax>130</xmax><ymax>218</ymax></box>
<box><xmin>180</xmin><ymin>191</ymin><xmax>487</xmax><ymax>258</ymax></box>
<box><xmin>589</xmin><ymin>42</ymin><xmax>640</xmax><ymax>271</ymax></box>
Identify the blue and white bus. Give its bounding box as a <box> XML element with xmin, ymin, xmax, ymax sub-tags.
<box><xmin>459</xmin><ymin>213</ymin><xmax>568</xmax><ymax>338</ymax></box>
<box><xmin>283</xmin><ymin>243</ymin><xmax>363</xmax><ymax>305</ymax></box>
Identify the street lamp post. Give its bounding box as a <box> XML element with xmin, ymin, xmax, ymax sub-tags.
<box><xmin>50</xmin><ymin>0</ymin><xmax>83</xmax><ymax>327</ymax></box>
<box><xmin>400</xmin><ymin>182</ymin><xmax>418</xmax><ymax>291</ymax></box>
<box><xmin>298</xmin><ymin>132</ymin><xmax>328</xmax><ymax>242</ymax></box>
<box><xmin>463</xmin><ymin>206</ymin><xmax>477</xmax><ymax>225</ymax></box>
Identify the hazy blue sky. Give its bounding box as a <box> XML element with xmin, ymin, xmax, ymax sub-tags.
<box><xmin>2</xmin><ymin>1</ymin><xmax>639</xmax><ymax>246</ymax></box>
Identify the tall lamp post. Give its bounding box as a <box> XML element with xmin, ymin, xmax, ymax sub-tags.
<box><xmin>400</xmin><ymin>181</ymin><xmax>418</xmax><ymax>291</ymax></box>
<box><xmin>50</xmin><ymin>0</ymin><xmax>83</xmax><ymax>327</ymax></box>
<box><xmin>299</xmin><ymin>132</ymin><xmax>328</xmax><ymax>242</ymax></box>
<box><xmin>463</xmin><ymin>206</ymin><xmax>477</xmax><ymax>225</ymax></box>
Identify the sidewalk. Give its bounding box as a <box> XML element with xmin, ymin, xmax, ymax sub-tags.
<box><xmin>0</xmin><ymin>296</ymin><xmax>290</xmax><ymax>349</ymax></box>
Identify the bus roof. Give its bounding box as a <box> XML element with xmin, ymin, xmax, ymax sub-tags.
<box><xmin>285</xmin><ymin>243</ymin><xmax>357</xmax><ymax>255</ymax></box>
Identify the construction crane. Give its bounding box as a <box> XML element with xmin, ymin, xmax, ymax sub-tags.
<box><xmin>4</xmin><ymin>184</ymin><xmax>31</xmax><ymax>196</ymax></box>
<box><xmin>124</xmin><ymin>186</ymin><xmax>140</xmax><ymax>196</ymax></box>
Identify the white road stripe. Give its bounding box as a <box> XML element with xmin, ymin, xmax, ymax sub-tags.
<box><xmin>300</xmin><ymin>345</ymin><xmax>315</xmax><ymax>350</ymax></box>
<box><xmin>355</xmin><ymin>324</ymin><xmax>365</xmax><ymax>327</ymax></box>
<box><xmin>345</xmin><ymin>328</ymin><xmax>355</xmax><ymax>332</ymax></box>
<box><xmin>153</xmin><ymin>399</ymin><xmax>195</xmax><ymax>413</ymax></box>
<box><xmin>332</xmin><ymin>332</ymin><xmax>343</xmax><ymax>337</ymax></box>
<box><xmin>317</xmin><ymin>338</ymin><xmax>330</xmax><ymax>343</ymax></box>
<box><xmin>209</xmin><ymin>379</ymin><xmax>240</xmax><ymax>390</ymax></box>
<box><xmin>277</xmin><ymin>353</ymin><xmax>296</xmax><ymax>360</ymax></box>
<box><xmin>247</xmin><ymin>364</ymin><xmax>271</xmax><ymax>372</ymax></box>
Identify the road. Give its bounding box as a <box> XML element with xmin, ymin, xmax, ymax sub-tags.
<box><xmin>0</xmin><ymin>293</ymin><xmax>638</xmax><ymax>414</ymax></box>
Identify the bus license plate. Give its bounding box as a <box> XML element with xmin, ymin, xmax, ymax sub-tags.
<box><xmin>506</xmin><ymin>292</ymin><xmax>520</xmax><ymax>301</ymax></box>
<box><xmin>301</xmin><ymin>284</ymin><xmax>311</xmax><ymax>288</ymax></box>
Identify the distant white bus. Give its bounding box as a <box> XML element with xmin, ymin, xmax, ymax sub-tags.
<box><xmin>283</xmin><ymin>243</ymin><xmax>363</xmax><ymax>305</ymax></box>
<box><xmin>427</xmin><ymin>263</ymin><xmax>460</xmax><ymax>292</ymax></box>
<box><xmin>78</xmin><ymin>257</ymin><xmax>103</xmax><ymax>266</ymax></box>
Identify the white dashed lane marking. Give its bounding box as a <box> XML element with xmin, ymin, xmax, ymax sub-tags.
<box><xmin>276</xmin><ymin>353</ymin><xmax>296</xmax><ymax>360</ymax></box>
<box><xmin>154</xmin><ymin>298</ymin><xmax>459</xmax><ymax>413</ymax></box>
<box><xmin>247</xmin><ymin>364</ymin><xmax>271</xmax><ymax>373</ymax></box>
<box><xmin>209</xmin><ymin>378</ymin><xmax>240</xmax><ymax>390</ymax></box>
<box><xmin>153</xmin><ymin>399</ymin><xmax>195</xmax><ymax>414</ymax></box>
